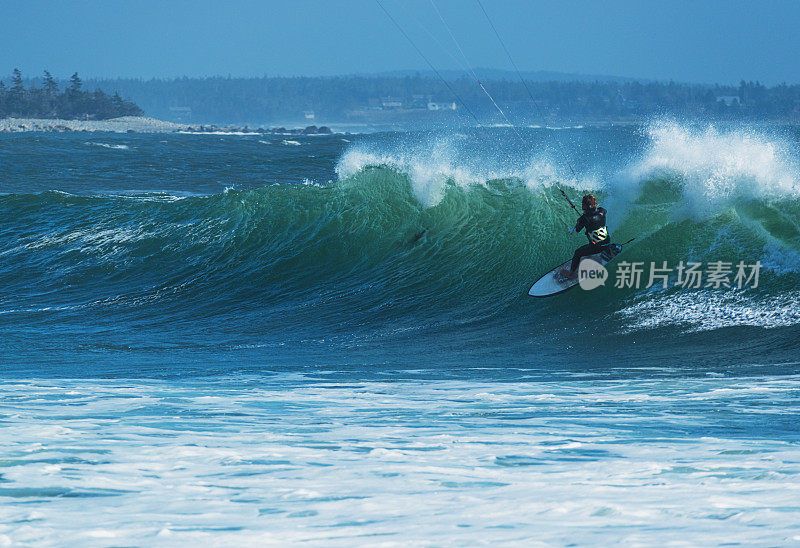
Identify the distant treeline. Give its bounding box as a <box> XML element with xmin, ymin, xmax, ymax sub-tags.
<box><xmin>0</xmin><ymin>69</ymin><xmax>142</xmax><ymax>120</ymax></box>
<box><xmin>6</xmin><ymin>70</ymin><xmax>800</xmax><ymax>125</ymax></box>
<box><xmin>79</xmin><ymin>74</ymin><xmax>800</xmax><ymax>125</ymax></box>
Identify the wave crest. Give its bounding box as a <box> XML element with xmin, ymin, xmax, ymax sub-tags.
<box><xmin>624</xmin><ymin>121</ymin><xmax>800</xmax><ymax>217</ymax></box>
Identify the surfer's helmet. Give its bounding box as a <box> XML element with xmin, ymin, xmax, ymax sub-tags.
<box><xmin>582</xmin><ymin>194</ymin><xmax>597</xmax><ymax>211</ymax></box>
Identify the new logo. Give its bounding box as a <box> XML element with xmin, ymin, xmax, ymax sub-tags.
<box><xmin>578</xmin><ymin>258</ymin><xmax>608</xmax><ymax>290</ymax></box>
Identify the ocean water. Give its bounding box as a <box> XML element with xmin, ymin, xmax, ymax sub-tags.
<box><xmin>1</xmin><ymin>122</ymin><xmax>799</xmax><ymax>545</ymax></box>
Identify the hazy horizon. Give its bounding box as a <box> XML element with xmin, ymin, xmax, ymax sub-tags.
<box><xmin>3</xmin><ymin>0</ymin><xmax>800</xmax><ymax>85</ymax></box>
<box><xmin>7</xmin><ymin>67</ymin><xmax>791</xmax><ymax>90</ymax></box>
<box><xmin>13</xmin><ymin>68</ymin><xmax>644</xmax><ymax>85</ymax></box>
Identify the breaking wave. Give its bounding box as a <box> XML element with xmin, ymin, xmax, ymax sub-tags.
<box><xmin>1</xmin><ymin>122</ymin><xmax>799</xmax><ymax>362</ymax></box>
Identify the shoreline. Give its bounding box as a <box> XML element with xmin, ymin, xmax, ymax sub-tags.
<box><xmin>0</xmin><ymin>116</ymin><xmax>336</xmax><ymax>135</ymax></box>
<box><xmin>0</xmin><ymin>116</ymin><xmax>187</xmax><ymax>133</ymax></box>
<box><xmin>0</xmin><ymin>116</ymin><xmax>642</xmax><ymax>134</ymax></box>
<box><xmin>3</xmin><ymin>116</ymin><xmax>798</xmax><ymax>135</ymax></box>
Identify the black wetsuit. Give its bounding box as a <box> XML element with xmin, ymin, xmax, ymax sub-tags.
<box><xmin>570</xmin><ymin>206</ymin><xmax>611</xmax><ymax>271</ymax></box>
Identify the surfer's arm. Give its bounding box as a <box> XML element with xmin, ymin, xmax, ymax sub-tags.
<box><xmin>573</xmin><ymin>216</ymin><xmax>585</xmax><ymax>234</ymax></box>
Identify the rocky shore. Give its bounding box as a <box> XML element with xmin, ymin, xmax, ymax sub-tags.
<box><xmin>0</xmin><ymin>116</ymin><xmax>188</xmax><ymax>133</ymax></box>
<box><xmin>0</xmin><ymin>116</ymin><xmax>335</xmax><ymax>135</ymax></box>
<box><xmin>180</xmin><ymin>124</ymin><xmax>333</xmax><ymax>135</ymax></box>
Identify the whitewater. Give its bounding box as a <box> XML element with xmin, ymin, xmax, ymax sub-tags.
<box><xmin>1</xmin><ymin>122</ymin><xmax>799</xmax><ymax>545</ymax></box>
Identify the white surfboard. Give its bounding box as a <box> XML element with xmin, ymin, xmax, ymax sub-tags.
<box><xmin>528</xmin><ymin>243</ymin><xmax>623</xmax><ymax>297</ymax></box>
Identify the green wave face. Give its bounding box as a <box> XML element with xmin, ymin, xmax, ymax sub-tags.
<box><xmin>2</xmin><ymin>161</ymin><xmax>798</xmax><ymax>325</ymax></box>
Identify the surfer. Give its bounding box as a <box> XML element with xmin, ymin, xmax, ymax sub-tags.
<box><xmin>560</xmin><ymin>194</ymin><xmax>610</xmax><ymax>280</ymax></box>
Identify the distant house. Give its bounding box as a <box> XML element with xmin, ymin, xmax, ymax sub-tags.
<box><xmin>427</xmin><ymin>101</ymin><xmax>457</xmax><ymax>111</ymax></box>
<box><xmin>716</xmin><ymin>96</ymin><xmax>741</xmax><ymax>107</ymax></box>
<box><xmin>410</xmin><ymin>94</ymin><xmax>431</xmax><ymax>109</ymax></box>
<box><xmin>381</xmin><ymin>97</ymin><xmax>403</xmax><ymax>109</ymax></box>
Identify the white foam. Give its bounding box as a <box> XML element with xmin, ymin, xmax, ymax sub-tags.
<box><xmin>335</xmin><ymin>135</ymin><xmax>587</xmax><ymax>207</ymax></box>
<box><xmin>0</xmin><ymin>377</ymin><xmax>798</xmax><ymax>545</ymax></box>
<box><xmin>621</xmin><ymin>121</ymin><xmax>800</xmax><ymax>219</ymax></box>
<box><xmin>336</xmin><ymin>144</ymin><xmax>482</xmax><ymax>206</ymax></box>
<box><xmin>616</xmin><ymin>289</ymin><xmax>800</xmax><ymax>331</ymax></box>
<box><xmin>178</xmin><ymin>131</ymin><xmax>260</xmax><ymax>136</ymax></box>
<box><xmin>86</xmin><ymin>142</ymin><xmax>131</xmax><ymax>150</ymax></box>
<box><xmin>282</xmin><ymin>140</ymin><xmax>301</xmax><ymax>146</ymax></box>
<box><xmin>334</xmin><ymin>122</ymin><xmax>799</xmax><ymax>218</ymax></box>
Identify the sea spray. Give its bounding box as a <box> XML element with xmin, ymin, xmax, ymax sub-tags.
<box><xmin>622</xmin><ymin>121</ymin><xmax>800</xmax><ymax>218</ymax></box>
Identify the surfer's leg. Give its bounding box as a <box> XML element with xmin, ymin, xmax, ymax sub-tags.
<box><xmin>570</xmin><ymin>244</ymin><xmax>595</xmax><ymax>272</ymax></box>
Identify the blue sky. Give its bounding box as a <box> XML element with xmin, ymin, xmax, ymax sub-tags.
<box><xmin>2</xmin><ymin>0</ymin><xmax>799</xmax><ymax>84</ymax></box>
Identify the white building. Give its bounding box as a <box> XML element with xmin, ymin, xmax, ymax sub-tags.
<box><xmin>427</xmin><ymin>101</ymin><xmax>457</xmax><ymax>111</ymax></box>
<box><xmin>381</xmin><ymin>97</ymin><xmax>403</xmax><ymax>109</ymax></box>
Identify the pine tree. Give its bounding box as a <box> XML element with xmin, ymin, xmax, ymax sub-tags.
<box><xmin>11</xmin><ymin>68</ymin><xmax>24</xmax><ymax>94</ymax></box>
<box><xmin>69</xmin><ymin>72</ymin><xmax>82</xmax><ymax>93</ymax></box>
<box><xmin>0</xmin><ymin>68</ymin><xmax>142</xmax><ymax>120</ymax></box>
<box><xmin>43</xmin><ymin>70</ymin><xmax>59</xmax><ymax>95</ymax></box>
